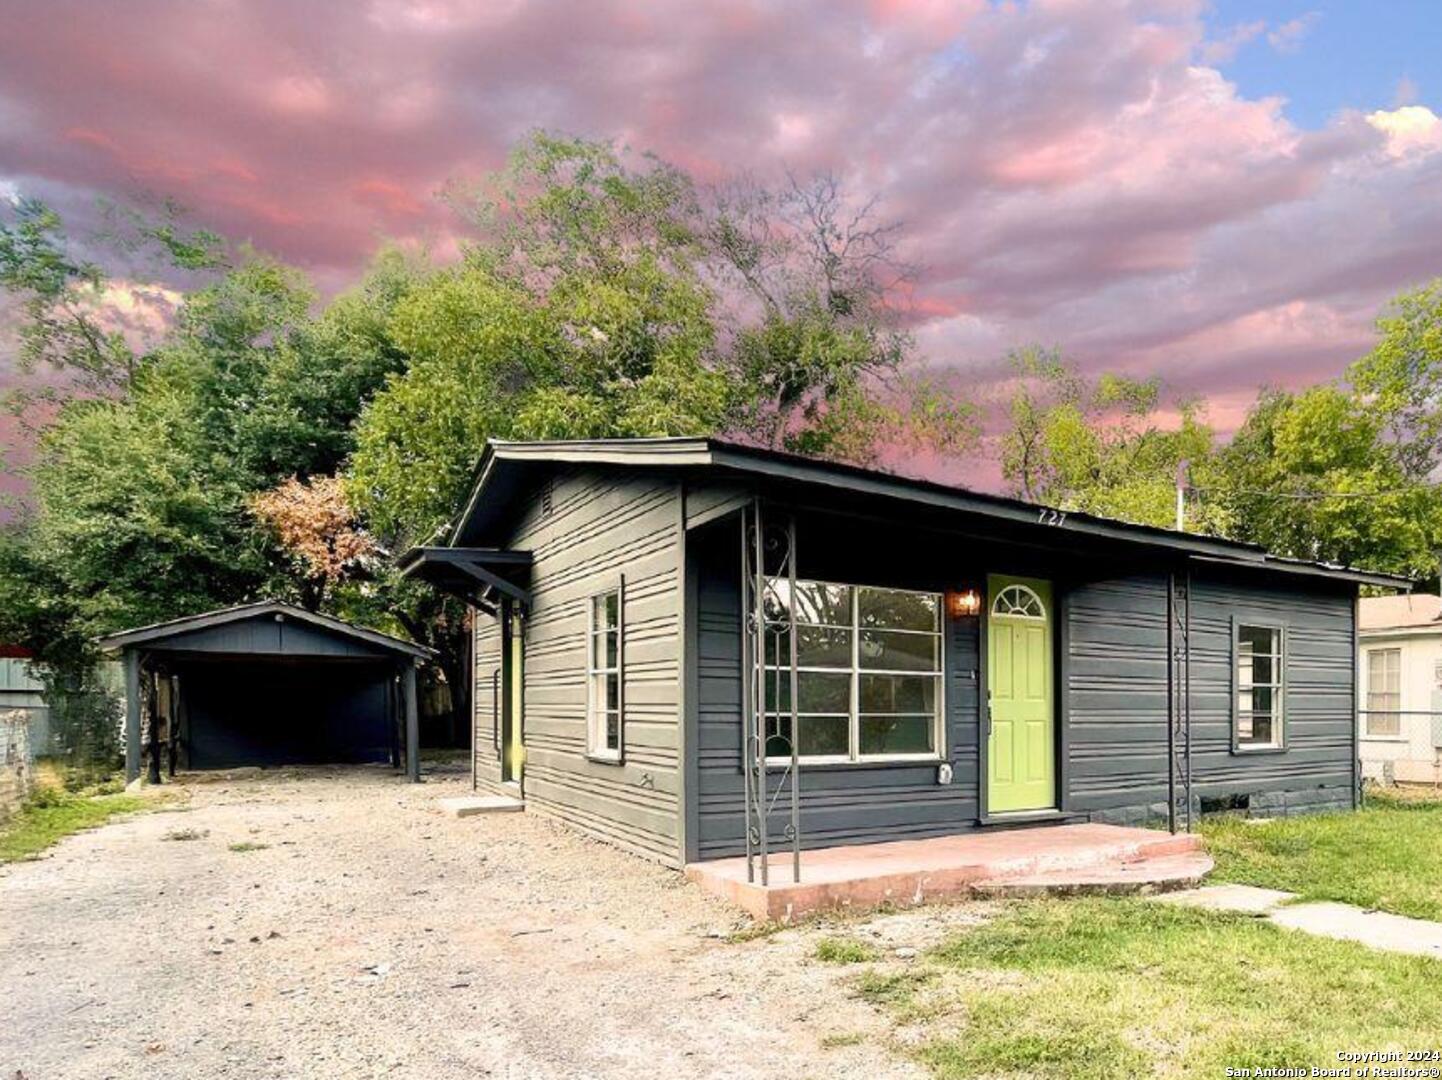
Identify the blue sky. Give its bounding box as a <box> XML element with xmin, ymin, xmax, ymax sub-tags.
<box><xmin>1204</xmin><ymin>1</ymin><xmax>1441</xmax><ymax>127</ymax></box>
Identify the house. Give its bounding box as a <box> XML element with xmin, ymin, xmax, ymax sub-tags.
<box><xmin>401</xmin><ymin>438</ymin><xmax>1406</xmax><ymax>870</ymax></box>
<box><xmin>101</xmin><ymin>602</ymin><xmax>433</xmax><ymax>784</ymax></box>
<box><xmin>1358</xmin><ymin>594</ymin><xmax>1442</xmax><ymax>785</ymax></box>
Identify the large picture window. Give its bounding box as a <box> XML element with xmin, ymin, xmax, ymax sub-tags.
<box><xmin>587</xmin><ymin>586</ymin><xmax>623</xmax><ymax>760</ymax></box>
<box><xmin>1235</xmin><ymin>623</ymin><xmax>1283</xmax><ymax>750</ymax></box>
<box><xmin>762</xmin><ymin>579</ymin><xmax>943</xmax><ymax>762</ymax></box>
<box><xmin>1365</xmin><ymin>647</ymin><xmax>1402</xmax><ymax>737</ymax></box>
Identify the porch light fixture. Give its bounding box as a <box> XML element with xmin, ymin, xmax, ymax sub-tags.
<box><xmin>946</xmin><ymin>587</ymin><xmax>982</xmax><ymax>619</ymax></box>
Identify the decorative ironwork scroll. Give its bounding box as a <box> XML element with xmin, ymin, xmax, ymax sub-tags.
<box><xmin>741</xmin><ymin>500</ymin><xmax>802</xmax><ymax>885</ymax></box>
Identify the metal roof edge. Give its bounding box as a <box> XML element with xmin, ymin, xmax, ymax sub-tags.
<box><xmin>703</xmin><ymin>442</ymin><xmax>1264</xmax><ymax>563</ymax></box>
<box><xmin>1187</xmin><ymin>553</ymin><xmax>1412</xmax><ymax>590</ymax></box>
<box><xmin>98</xmin><ymin>601</ymin><xmax>435</xmax><ymax>659</ymax></box>
<box><xmin>445</xmin><ymin>437</ymin><xmax>1410</xmax><ymax>588</ymax></box>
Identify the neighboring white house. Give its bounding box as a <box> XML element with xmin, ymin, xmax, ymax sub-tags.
<box><xmin>1359</xmin><ymin>595</ymin><xmax>1442</xmax><ymax>785</ymax></box>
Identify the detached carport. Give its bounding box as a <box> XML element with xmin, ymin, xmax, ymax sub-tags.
<box><xmin>101</xmin><ymin>602</ymin><xmax>432</xmax><ymax>785</ymax></box>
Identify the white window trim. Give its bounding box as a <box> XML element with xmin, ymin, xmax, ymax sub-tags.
<box><xmin>991</xmin><ymin>583</ymin><xmax>1046</xmax><ymax>620</ymax></box>
<box><xmin>1233</xmin><ymin>621</ymin><xmax>1285</xmax><ymax>752</ymax></box>
<box><xmin>762</xmin><ymin>577</ymin><xmax>946</xmax><ymax>765</ymax></box>
<box><xmin>586</xmin><ymin>580</ymin><xmax>624</xmax><ymax>762</ymax></box>
<box><xmin>1363</xmin><ymin>647</ymin><xmax>1403</xmax><ymax>740</ymax></box>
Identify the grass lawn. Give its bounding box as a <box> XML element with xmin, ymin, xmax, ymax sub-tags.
<box><xmin>1202</xmin><ymin>787</ymin><xmax>1442</xmax><ymax>920</ymax></box>
<box><xmin>851</xmin><ymin>898</ymin><xmax>1442</xmax><ymax>1079</ymax></box>
<box><xmin>0</xmin><ymin>763</ymin><xmax>150</xmax><ymax>864</ymax></box>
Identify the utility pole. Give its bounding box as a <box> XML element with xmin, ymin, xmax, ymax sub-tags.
<box><xmin>1175</xmin><ymin>460</ymin><xmax>1188</xmax><ymax>532</ymax></box>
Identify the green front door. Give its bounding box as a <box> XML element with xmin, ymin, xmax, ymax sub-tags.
<box><xmin>987</xmin><ymin>575</ymin><xmax>1056</xmax><ymax>813</ymax></box>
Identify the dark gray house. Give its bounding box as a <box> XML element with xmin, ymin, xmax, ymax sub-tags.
<box><xmin>402</xmin><ymin>438</ymin><xmax>1405</xmax><ymax>869</ymax></box>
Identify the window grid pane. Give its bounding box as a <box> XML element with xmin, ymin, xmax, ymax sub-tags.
<box><xmin>763</xmin><ymin>577</ymin><xmax>942</xmax><ymax>761</ymax></box>
<box><xmin>1365</xmin><ymin>648</ymin><xmax>1402</xmax><ymax>736</ymax></box>
<box><xmin>1236</xmin><ymin>625</ymin><xmax>1282</xmax><ymax>748</ymax></box>
<box><xmin>588</xmin><ymin>589</ymin><xmax>622</xmax><ymax>755</ymax></box>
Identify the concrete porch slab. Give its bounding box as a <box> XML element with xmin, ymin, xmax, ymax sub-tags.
<box><xmin>685</xmin><ymin>823</ymin><xmax>1204</xmax><ymax>922</ymax></box>
<box><xmin>973</xmin><ymin>851</ymin><xmax>1214</xmax><ymax>898</ymax></box>
<box><xmin>437</xmin><ymin>795</ymin><xmax>525</xmax><ymax>818</ymax></box>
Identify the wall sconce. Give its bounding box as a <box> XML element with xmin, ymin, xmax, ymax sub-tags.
<box><xmin>946</xmin><ymin>587</ymin><xmax>982</xmax><ymax>619</ymax></box>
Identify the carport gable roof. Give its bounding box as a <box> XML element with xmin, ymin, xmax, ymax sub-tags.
<box><xmin>447</xmin><ymin>437</ymin><xmax>1410</xmax><ymax>590</ymax></box>
<box><xmin>98</xmin><ymin>601</ymin><xmax>434</xmax><ymax>660</ymax></box>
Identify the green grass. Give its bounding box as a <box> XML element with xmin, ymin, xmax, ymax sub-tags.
<box><xmin>228</xmin><ymin>840</ymin><xmax>270</xmax><ymax>853</ymax></box>
<box><xmin>861</xmin><ymin>898</ymin><xmax>1442</xmax><ymax>1079</ymax></box>
<box><xmin>814</xmin><ymin>936</ymin><xmax>881</xmax><ymax>964</ymax></box>
<box><xmin>0</xmin><ymin>786</ymin><xmax>147</xmax><ymax>864</ymax></box>
<box><xmin>1202</xmin><ymin>788</ymin><xmax>1442</xmax><ymax>920</ymax></box>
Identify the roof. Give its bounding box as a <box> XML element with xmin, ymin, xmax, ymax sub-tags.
<box><xmin>1360</xmin><ymin>593</ymin><xmax>1442</xmax><ymax>632</ymax></box>
<box><xmin>447</xmin><ymin>437</ymin><xmax>1411</xmax><ymax>590</ymax></box>
<box><xmin>98</xmin><ymin>601</ymin><xmax>434</xmax><ymax>659</ymax></box>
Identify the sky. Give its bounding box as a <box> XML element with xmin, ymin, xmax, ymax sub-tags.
<box><xmin>1</xmin><ymin>0</ymin><xmax>1440</xmax><ymax>488</ymax></box>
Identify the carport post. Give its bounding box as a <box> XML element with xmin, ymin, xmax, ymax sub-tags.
<box><xmin>123</xmin><ymin>648</ymin><xmax>141</xmax><ymax>784</ymax></box>
<box><xmin>404</xmin><ymin>662</ymin><xmax>420</xmax><ymax>783</ymax></box>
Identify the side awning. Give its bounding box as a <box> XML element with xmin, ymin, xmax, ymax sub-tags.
<box><xmin>396</xmin><ymin>547</ymin><xmax>533</xmax><ymax>615</ymax></box>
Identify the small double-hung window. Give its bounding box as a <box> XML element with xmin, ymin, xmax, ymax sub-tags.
<box><xmin>587</xmin><ymin>585</ymin><xmax>623</xmax><ymax>760</ymax></box>
<box><xmin>1234</xmin><ymin>623</ymin><xmax>1284</xmax><ymax>750</ymax></box>
<box><xmin>1365</xmin><ymin>648</ymin><xmax>1402</xmax><ymax>737</ymax></box>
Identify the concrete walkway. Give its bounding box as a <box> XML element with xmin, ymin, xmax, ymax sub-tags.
<box><xmin>1157</xmin><ymin>884</ymin><xmax>1442</xmax><ymax>960</ymax></box>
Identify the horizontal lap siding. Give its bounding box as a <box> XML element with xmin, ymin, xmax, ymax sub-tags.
<box><xmin>1065</xmin><ymin>576</ymin><xmax>1171</xmax><ymax>813</ymax></box>
<box><xmin>1062</xmin><ymin>569</ymin><xmax>1357</xmax><ymax>820</ymax></box>
<box><xmin>692</xmin><ymin>523</ymin><xmax>980</xmax><ymax>861</ymax></box>
<box><xmin>505</xmin><ymin>469</ymin><xmax>684</xmax><ymax>864</ymax></box>
<box><xmin>472</xmin><ymin>615</ymin><xmax>505</xmax><ymax>795</ymax></box>
<box><xmin>1187</xmin><ymin>572</ymin><xmax>1356</xmax><ymax>806</ymax></box>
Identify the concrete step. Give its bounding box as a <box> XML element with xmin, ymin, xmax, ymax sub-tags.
<box><xmin>971</xmin><ymin>852</ymin><xmax>1215</xmax><ymax>898</ymax></box>
<box><xmin>437</xmin><ymin>795</ymin><xmax>525</xmax><ymax>818</ymax></box>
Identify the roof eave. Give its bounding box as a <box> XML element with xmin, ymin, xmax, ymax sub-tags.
<box><xmin>98</xmin><ymin>601</ymin><xmax>435</xmax><ymax>660</ymax></box>
<box><xmin>445</xmin><ymin>437</ymin><xmax>1411</xmax><ymax>590</ymax></box>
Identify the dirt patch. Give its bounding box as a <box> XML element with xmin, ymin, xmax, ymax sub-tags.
<box><xmin>0</xmin><ymin>764</ymin><xmax>947</xmax><ymax>1079</ymax></box>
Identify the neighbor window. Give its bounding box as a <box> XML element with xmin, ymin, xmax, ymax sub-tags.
<box><xmin>1365</xmin><ymin>648</ymin><xmax>1402</xmax><ymax>737</ymax></box>
<box><xmin>1235</xmin><ymin>624</ymin><xmax>1283</xmax><ymax>749</ymax></box>
<box><xmin>587</xmin><ymin>586</ymin><xmax>623</xmax><ymax>759</ymax></box>
<box><xmin>761</xmin><ymin>579</ymin><xmax>943</xmax><ymax>762</ymax></box>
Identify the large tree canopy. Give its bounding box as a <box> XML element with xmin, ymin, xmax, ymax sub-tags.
<box><xmin>349</xmin><ymin>134</ymin><xmax>976</xmax><ymax>548</ymax></box>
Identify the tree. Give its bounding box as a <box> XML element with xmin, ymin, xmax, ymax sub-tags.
<box><xmin>1191</xmin><ymin>282</ymin><xmax>1442</xmax><ymax>583</ymax></box>
<box><xmin>0</xmin><ymin>196</ymin><xmax>224</xmax><ymax>403</ymax></box>
<box><xmin>709</xmin><ymin>172</ymin><xmax>977</xmax><ymax>463</ymax></box>
<box><xmin>0</xmin><ymin>237</ymin><xmax>408</xmax><ymax>718</ymax></box>
<box><xmin>1349</xmin><ymin>279</ymin><xmax>1442</xmax><ymax>482</ymax></box>
<box><xmin>251</xmin><ymin>475</ymin><xmax>376</xmax><ymax>612</ymax></box>
<box><xmin>997</xmin><ymin>347</ymin><xmax>1212</xmax><ymax>527</ymax></box>
<box><xmin>1199</xmin><ymin>385</ymin><xmax>1442</xmax><ymax>581</ymax></box>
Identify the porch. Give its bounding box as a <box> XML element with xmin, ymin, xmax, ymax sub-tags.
<box><xmin>685</xmin><ymin>822</ymin><xmax>1211</xmax><ymax>921</ymax></box>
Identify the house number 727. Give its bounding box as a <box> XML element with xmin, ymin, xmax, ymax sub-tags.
<box><xmin>1037</xmin><ymin>508</ymin><xmax>1067</xmax><ymax>526</ymax></box>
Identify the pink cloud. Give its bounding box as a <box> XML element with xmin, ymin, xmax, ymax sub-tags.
<box><xmin>0</xmin><ymin>0</ymin><xmax>1439</xmax><ymax>483</ymax></box>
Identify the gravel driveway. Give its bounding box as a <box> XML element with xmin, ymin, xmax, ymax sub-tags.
<box><xmin>1</xmin><ymin>765</ymin><xmax>941</xmax><ymax>1079</ymax></box>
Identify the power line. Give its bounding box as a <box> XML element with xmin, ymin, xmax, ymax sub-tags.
<box><xmin>1186</xmin><ymin>484</ymin><xmax>1429</xmax><ymax>502</ymax></box>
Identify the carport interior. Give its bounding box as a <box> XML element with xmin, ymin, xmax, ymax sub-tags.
<box><xmin>103</xmin><ymin>602</ymin><xmax>430</xmax><ymax>784</ymax></box>
<box><xmin>167</xmin><ymin>654</ymin><xmax>396</xmax><ymax>770</ymax></box>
